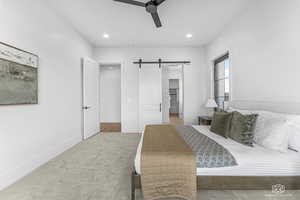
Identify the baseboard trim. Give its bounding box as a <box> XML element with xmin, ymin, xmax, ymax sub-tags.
<box><xmin>0</xmin><ymin>135</ymin><xmax>81</xmax><ymax>191</ymax></box>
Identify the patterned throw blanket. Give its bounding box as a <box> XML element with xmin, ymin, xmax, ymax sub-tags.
<box><xmin>176</xmin><ymin>125</ymin><xmax>237</xmax><ymax>168</ymax></box>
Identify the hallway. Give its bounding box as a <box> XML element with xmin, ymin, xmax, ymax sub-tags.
<box><xmin>169</xmin><ymin>113</ymin><xmax>184</xmax><ymax>125</ymax></box>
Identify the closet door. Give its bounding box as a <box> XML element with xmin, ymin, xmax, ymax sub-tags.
<box><xmin>139</xmin><ymin>64</ymin><xmax>162</xmax><ymax>132</ymax></box>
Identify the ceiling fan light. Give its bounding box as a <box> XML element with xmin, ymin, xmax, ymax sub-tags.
<box><xmin>103</xmin><ymin>33</ymin><xmax>110</xmax><ymax>39</ymax></box>
<box><xmin>186</xmin><ymin>33</ymin><xmax>193</xmax><ymax>38</ymax></box>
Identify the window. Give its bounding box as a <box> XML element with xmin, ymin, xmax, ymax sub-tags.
<box><xmin>214</xmin><ymin>53</ymin><xmax>230</xmax><ymax>110</ymax></box>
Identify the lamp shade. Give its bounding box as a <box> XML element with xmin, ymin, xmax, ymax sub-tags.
<box><xmin>205</xmin><ymin>99</ymin><xmax>218</xmax><ymax>108</ymax></box>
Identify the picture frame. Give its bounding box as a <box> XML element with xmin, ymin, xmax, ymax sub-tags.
<box><xmin>0</xmin><ymin>42</ymin><xmax>39</xmax><ymax>105</ymax></box>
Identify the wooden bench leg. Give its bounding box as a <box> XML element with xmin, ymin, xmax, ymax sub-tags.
<box><xmin>131</xmin><ymin>171</ymin><xmax>136</xmax><ymax>200</ymax></box>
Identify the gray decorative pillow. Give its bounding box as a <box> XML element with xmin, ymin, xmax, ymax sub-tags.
<box><xmin>210</xmin><ymin>112</ymin><xmax>233</xmax><ymax>138</ymax></box>
<box><xmin>228</xmin><ymin>111</ymin><xmax>258</xmax><ymax>147</ymax></box>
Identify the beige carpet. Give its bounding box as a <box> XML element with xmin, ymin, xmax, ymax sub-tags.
<box><xmin>0</xmin><ymin>133</ymin><xmax>299</xmax><ymax>200</ymax></box>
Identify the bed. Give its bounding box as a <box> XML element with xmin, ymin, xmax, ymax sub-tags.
<box><xmin>135</xmin><ymin>125</ymin><xmax>300</xmax><ymax>177</ymax></box>
<box><xmin>131</xmin><ymin>101</ymin><xmax>300</xmax><ymax>200</ymax></box>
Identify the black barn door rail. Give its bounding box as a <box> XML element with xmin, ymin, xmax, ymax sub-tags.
<box><xmin>133</xmin><ymin>59</ymin><xmax>191</xmax><ymax>68</ymax></box>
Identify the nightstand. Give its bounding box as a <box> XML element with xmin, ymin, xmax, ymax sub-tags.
<box><xmin>198</xmin><ymin>116</ymin><xmax>212</xmax><ymax>125</ymax></box>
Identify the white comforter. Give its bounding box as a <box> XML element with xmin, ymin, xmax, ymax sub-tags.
<box><xmin>134</xmin><ymin>126</ymin><xmax>300</xmax><ymax>176</ymax></box>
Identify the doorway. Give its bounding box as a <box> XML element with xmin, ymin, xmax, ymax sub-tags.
<box><xmin>169</xmin><ymin>79</ymin><xmax>182</xmax><ymax>124</ymax></box>
<box><xmin>162</xmin><ymin>65</ymin><xmax>184</xmax><ymax>125</ymax></box>
<box><xmin>99</xmin><ymin>64</ymin><xmax>121</xmax><ymax>132</ymax></box>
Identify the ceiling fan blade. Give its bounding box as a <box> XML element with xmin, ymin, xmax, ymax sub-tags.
<box><xmin>154</xmin><ymin>0</ymin><xmax>166</xmax><ymax>6</ymax></box>
<box><xmin>151</xmin><ymin>12</ymin><xmax>162</xmax><ymax>28</ymax></box>
<box><xmin>114</xmin><ymin>0</ymin><xmax>146</xmax><ymax>7</ymax></box>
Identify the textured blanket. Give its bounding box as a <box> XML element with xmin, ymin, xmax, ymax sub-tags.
<box><xmin>175</xmin><ymin>125</ymin><xmax>237</xmax><ymax>168</ymax></box>
<box><xmin>141</xmin><ymin>125</ymin><xmax>196</xmax><ymax>200</ymax></box>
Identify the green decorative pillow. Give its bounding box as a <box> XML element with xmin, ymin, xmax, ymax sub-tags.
<box><xmin>228</xmin><ymin>111</ymin><xmax>258</xmax><ymax>147</ymax></box>
<box><xmin>210</xmin><ymin>112</ymin><xmax>233</xmax><ymax>138</ymax></box>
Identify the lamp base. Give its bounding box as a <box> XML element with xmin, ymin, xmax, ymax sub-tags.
<box><xmin>207</xmin><ymin>109</ymin><xmax>215</xmax><ymax>117</ymax></box>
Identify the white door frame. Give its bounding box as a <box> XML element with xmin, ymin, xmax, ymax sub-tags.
<box><xmin>98</xmin><ymin>60</ymin><xmax>125</xmax><ymax>133</ymax></box>
<box><xmin>179</xmin><ymin>64</ymin><xmax>185</xmax><ymax>121</ymax></box>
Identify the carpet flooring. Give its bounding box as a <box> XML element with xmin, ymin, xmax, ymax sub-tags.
<box><xmin>0</xmin><ymin>133</ymin><xmax>299</xmax><ymax>200</ymax></box>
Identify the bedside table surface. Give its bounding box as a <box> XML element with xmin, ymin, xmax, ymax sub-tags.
<box><xmin>199</xmin><ymin>116</ymin><xmax>212</xmax><ymax>120</ymax></box>
<box><xmin>198</xmin><ymin>116</ymin><xmax>212</xmax><ymax>126</ymax></box>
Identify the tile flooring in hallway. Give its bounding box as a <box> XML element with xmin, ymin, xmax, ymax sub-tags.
<box><xmin>0</xmin><ymin>133</ymin><xmax>299</xmax><ymax>200</ymax></box>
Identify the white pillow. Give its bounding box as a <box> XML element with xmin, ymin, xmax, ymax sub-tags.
<box><xmin>286</xmin><ymin>114</ymin><xmax>300</xmax><ymax>125</ymax></box>
<box><xmin>255</xmin><ymin>120</ymin><xmax>290</xmax><ymax>153</ymax></box>
<box><xmin>253</xmin><ymin>111</ymin><xmax>287</xmax><ymax>143</ymax></box>
<box><xmin>260</xmin><ymin>112</ymin><xmax>300</xmax><ymax>152</ymax></box>
<box><xmin>287</xmin><ymin>123</ymin><xmax>300</xmax><ymax>152</ymax></box>
<box><xmin>228</xmin><ymin>108</ymin><xmax>293</xmax><ymax>152</ymax></box>
<box><xmin>281</xmin><ymin>114</ymin><xmax>300</xmax><ymax>152</ymax></box>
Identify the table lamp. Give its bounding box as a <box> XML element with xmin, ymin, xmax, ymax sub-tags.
<box><xmin>205</xmin><ymin>99</ymin><xmax>218</xmax><ymax>116</ymax></box>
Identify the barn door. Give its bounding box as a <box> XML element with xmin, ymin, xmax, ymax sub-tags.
<box><xmin>139</xmin><ymin>64</ymin><xmax>162</xmax><ymax>132</ymax></box>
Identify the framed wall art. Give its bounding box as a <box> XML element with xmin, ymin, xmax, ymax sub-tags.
<box><xmin>0</xmin><ymin>42</ymin><xmax>38</xmax><ymax>105</ymax></box>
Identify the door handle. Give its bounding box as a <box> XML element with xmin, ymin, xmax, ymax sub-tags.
<box><xmin>83</xmin><ymin>106</ymin><xmax>91</xmax><ymax>110</ymax></box>
<box><xmin>160</xmin><ymin>103</ymin><xmax>162</xmax><ymax>112</ymax></box>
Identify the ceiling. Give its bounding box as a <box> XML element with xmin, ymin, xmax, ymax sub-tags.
<box><xmin>47</xmin><ymin>0</ymin><xmax>250</xmax><ymax>47</ymax></box>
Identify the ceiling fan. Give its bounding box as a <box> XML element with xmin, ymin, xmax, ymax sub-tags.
<box><xmin>114</xmin><ymin>0</ymin><xmax>166</xmax><ymax>28</ymax></box>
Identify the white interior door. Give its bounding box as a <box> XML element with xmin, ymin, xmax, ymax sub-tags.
<box><xmin>139</xmin><ymin>64</ymin><xmax>162</xmax><ymax>132</ymax></box>
<box><xmin>82</xmin><ymin>57</ymin><xmax>100</xmax><ymax>140</ymax></box>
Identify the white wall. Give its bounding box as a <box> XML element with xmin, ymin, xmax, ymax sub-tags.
<box><xmin>0</xmin><ymin>0</ymin><xmax>92</xmax><ymax>189</ymax></box>
<box><xmin>94</xmin><ymin>48</ymin><xmax>208</xmax><ymax>132</ymax></box>
<box><xmin>205</xmin><ymin>0</ymin><xmax>300</xmax><ymax>103</ymax></box>
<box><xmin>100</xmin><ymin>65</ymin><xmax>121</xmax><ymax>123</ymax></box>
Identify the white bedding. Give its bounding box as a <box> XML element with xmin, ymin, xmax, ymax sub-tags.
<box><xmin>134</xmin><ymin>125</ymin><xmax>300</xmax><ymax>176</ymax></box>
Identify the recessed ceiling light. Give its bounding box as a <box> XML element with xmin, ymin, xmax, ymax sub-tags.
<box><xmin>103</xmin><ymin>33</ymin><xmax>110</xmax><ymax>39</ymax></box>
<box><xmin>186</xmin><ymin>33</ymin><xmax>193</xmax><ymax>38</ymax></box>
